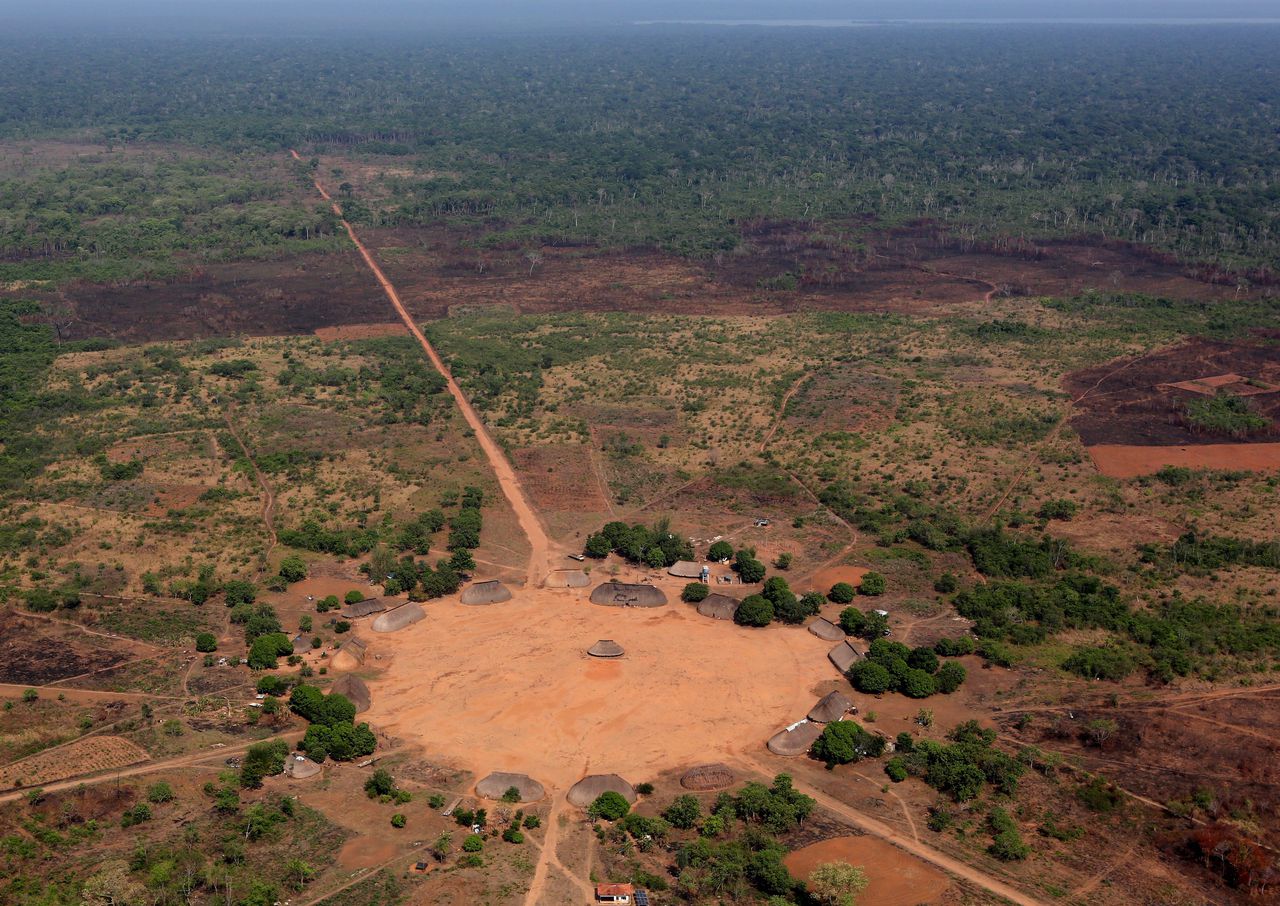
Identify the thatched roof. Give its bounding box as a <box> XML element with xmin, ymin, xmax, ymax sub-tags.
<box><xmin>476</xmin><ymin>772</ymin><xmax>546</xmax><ymax>803</ymax></box>
<box><xmin>566</xmin><ymin>773</ymin><xmax>636</xmax><ymax>808</ymax></box>
<box><xmin>828</xmin><ymin>640</ymin><xmax>863</xmax><ymax>673</ymax></box>
<box><xmin>590</xmin><ymin>582</ymin><xmax>667</xmax><ymax>608</ymax></box>
<box><xmin>331</xmin><ymin>636</ymin><xmax>368</xmax><ymax>671</ymax></box>
<box><xmin>807</xmin><ymin>618</ymin><xmax>844</xmax><ymax>641</ymax></box>
<box><xmin>285</xmin><ymin>754</ymin><xmax>321</xmax><ymax>779</ymax></box>
<box><xmin>331</xmin><ymin>674</ymin><xmax>371</xmax><ymax>714</ymax></box>
<box><xmin>680</xmin><ymin>763</ymin><xmax>735</xmax><ymax>791</ymax></box>
<box><xmin>545</xmin><ymin>569</ymin><xmax>590</xmax><ymax>588</ymax></box>
<box><xmin>767</xmin><ymin>719</ymin><xmax>823</xmax><ymax>756</ymax></box>
<box><xmin>460</xmin><ymin>580</ymin><xmax>512</xmax><ymax>606</ymax></box>
<box><xmin>371</xmin><ymin>603</ymin><xmax>426</xmax><ymax>633</ymax></box>
<box><xmin>587</xmin><ymin>639</ymin><xmax>625</xmax><ymax>658</ymax></box>
<box><xmin>668</xmin><ymin>560</ymin><xmax>704</xmax><ymax>579</ymax></box>
<box><xmin>807</xmin><ymin>691</ymin><xmax>853</xmax><ymax>723</ymax></box>
<box><xmin>341</xmin><ymin>597</ymin><xmax>390</xmax><ymax>619</ymax></box>
<box><xmin>696</xmin><ymin>593</ymin><xmax>740</xmax><ymax>621</ymax></box>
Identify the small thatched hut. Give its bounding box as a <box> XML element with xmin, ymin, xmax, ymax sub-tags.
<box><xmin>668</xmin><ymin>561</ymin><xmax>704</xmax><ymax>579</ymax></box>
<box><xmin>680</xmin><ymin>763</ymin><xmax>735</xmax><ymax>791</ymax></box>
<box><xmin>460</xmin><ymin>580</ymin><xmax>513</xmax><ymax>605</ymax></box>
<box><xmin>371</xmin><ymin>603</ymin><xmax>425</xmax><ymax>633</ymax></box>
<box><xmin>476</xmin><ymin>772</ymin><xmax>546</xmax><ymax>803</ymax></box>
<box><xmin>330</xmin><ymin>636</ymin><xmax>368</xmax><ymax>672</ymax></box>
<box><xmin>587</xmin><ymin>639</ymin><xmax>625</xmax><ymax>658</ymax></box>
<box><xmin>331</xmin><ymin>674</ymin><xmax>371</xmax><ymax>714</ymax></box>
<box><xmin>589</xmin><ymin>582</ymin><xmax>667</xmax><ymax>608</ymax></box>
<box><xmin>341</xmin><ymin>597</ymin><xmax>390</xmax><ymax>619</ymax></box>
<box><xmin>807</xmin><ymin>691</ymin><xmax>853</xmax><ymax>723</ymax></box>
<box><xmin>766</xmin><ymin>719</ymin><xmax>823</xmax><ymax>756</ymax></box>
<box><xmin>545</xmin><ymin>569</ymin><xmax>590</xmax><ymax>588</ymax></box>
<box><xmin>696</xmin><ymin>593</ymin><xmax>740</xmax><ymax>621</ymax></box>
<box><xmin>567</xmin><ymin>774</ymin><xmax>636</xmax><ymax>808</ymax></box>
<box><xmin>285</xmin><ymin>754</ymin><xmax>321</xmax><ymax>780</ymax></box>
<box><xmin>828</xmin><ymin>640</ymin><xmax>863</xmax><ymax>673</ymax></box>
<box><xmin>807</xmin><ymin>618</ymin><xmax>844</xmax><ymax>641</ymax></box>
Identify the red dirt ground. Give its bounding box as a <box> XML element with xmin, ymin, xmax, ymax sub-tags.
<box><xmin>1067</xmin><ymin>338</ymin><xmax>1280</xmax><ymax>447</ymax></box>
<box><xmin>313</xmin><ymin>322</ymin><xmax>407</xmax><ymax>340</ymax></box>
<box><xmin>782</xmin><ymin>835</ymin><xmax>951</xmax><ymax>905</ymax></box>
<box><xmin>1088</xmin><ymin>442</ymin><xmax>1280</xmax><ymax>478</ymax></box>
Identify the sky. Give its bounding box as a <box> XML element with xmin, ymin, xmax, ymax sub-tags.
<box><xmin>5</xmin><ymin>0</ymin><xmax>1280</xmax><ymax>31</ymax></box>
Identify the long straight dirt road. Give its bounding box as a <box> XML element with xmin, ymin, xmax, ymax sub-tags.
<box><xmin>291</xmin><ymin>150</ymin><xmax>550</xmax><ymax>584</ymax></box>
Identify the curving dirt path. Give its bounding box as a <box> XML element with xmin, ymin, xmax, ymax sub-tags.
<box><xmin>522</xmin><ymin>791</ymin><xmax>594</xmax><ymax>906</ymax></box>
<box><xmin>220</xmin><ymin>405</ymin><xmax>277</xmax><ymax>553</ymax></box>
<box><xmin>759</xmin><ymin>371</ymin><xmax>809</xmax><ymax>454</ymax></box>
<box><xmin>292</xmin><ymin>150</ymin><xmax>549</xmax><ymax>584</ymax></box>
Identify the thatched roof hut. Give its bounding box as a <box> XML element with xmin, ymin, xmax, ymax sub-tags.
<box><xmin>589</xmin><ymin>582</ymin><xmax>667</xmax><ymax>608</ymax></box>
<box><xmin>680</xmin><ymin>763</ymin><xmax>735</xmax><ymax>791</ymax></box>
<box><xmin>545</xmin><ymin>569</ymin><xmax>590</xmax><ymax>588</ymax></box>
<box><xmin>807</xmin><ymin>691</ymin><xmax>853</xmax><ymax>723</ymax></box>
<box><xmin>476</xmin><ymin>772</ymin><xmax>546</xmax><ymax>803</ymax></box>
<box><xmin>767</xmin><ymin>719</ymin><xmax>823</xmax><ymax>756</ymax></box>
<box><xmin>828</xmin><ymin>640</ymin><xmax>864</xmax><ymax>673</ymax></box>
<box><xmin>285</xmin><ymin>754</ymin><xmax>321</xmax><ymax>780</ymax></box>
<box><xmin>331</xmin><ymin>674</ymin><xmax>371</xmax><ymax>714</ymax></box>
<box><xmin>696</xmin><ymin>593</ymin><xmax>740</xmax><ymax>621</ymax></box>
<box><xmin>330</xmin><ymin>636</ymin><xmax>368</xmax><ymax>672</ymax></box>
<box><xmin>567</xmin><ymin>774</ymin><xmax>636</xmax><ymax>808</ymax></box>
<box><xmin>460</xmin><ymin>580</ymin><xmax>512</xmax><ymax>606</ymax></box>
<box><xmin>807</xmin><ymin>618</ymin><xmax>844</xmax><ymax>641</ymax></box>
<box><xmin>668</xmin><ymin>560</ymin><xmax>704</xmax><ymax>579</ymax></box>
<box><xmin>371</xmin><ymin>603</ymin><xmax>425</xmax><ymax>633</ymax></box>
<box><xmin>341</xmin><ymin>597</ymin><xmax>390</xmax><ymax>619</ymax></box>
<box><xmin>587</xmin><ymin>639</ymin><xmax>625</xmax><ymax>658</ymax></box>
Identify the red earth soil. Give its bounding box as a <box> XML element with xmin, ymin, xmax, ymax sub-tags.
<box><xmin>1087</xmin><ymin>443</ymin><xmax>1280</xmax><ymax>478</ymax></box>
<box><xmin>782</xmin><ymin>835</ymin><xmax>950</xmax><ymax>906</ymax></box>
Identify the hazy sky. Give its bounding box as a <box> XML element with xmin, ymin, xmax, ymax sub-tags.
<box><xmin>5</xmin><ymin>0</ymin><xmax>1280</xmax><ymax>31</ymax></box>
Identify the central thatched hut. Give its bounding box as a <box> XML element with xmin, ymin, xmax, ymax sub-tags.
<box><xmin>330</xmin><ymin>674</ymin><xmax>371</xmax><ymax>714</ymax></box>
<box><xmin>476</xmin><ymin>772</ymin><xmax>546</xmax><ymax>803</ymax></box>
<box><xmin>460</xmin><ymin>580</ymin><xmax>513</xmax><ymax>605</ymax></box>
<box><xmin>807</xmin><ymin>618</ymin><xmax>844</xmax><ymax>641</ymax></box>
<box><xmin>680</xmin><ymin>763</ymin><xmax>735</xmax><ymax>791</ymax></box>
<box><xmin>567</xmin><ymin>774</ymin><xmax>636</xmax><ymax>807</ymax></box>
<box><xmin>696</xmin><ymin>593</ymin><xmax>741</xmax><ymax>621</ymax></box>
<box><xmin>545</xmin><ymin>569</ymin><xmax>590</xmax><ymax>588</ymax></box>
<box><xmin>371</xmin><ymin>603</ymin><xmax>425</xmax><ymax>633</ymax></box>
<box><xmin>807</xmin><ymin>691</ymin><xmax>853</xmax><ymax>723</ymax></box>
<box><xmin>767</xmin><ymin>719</ymin><xmax>823</xmax><ymax>756</ymax></box>
<box><xmin>587</xmin><ymin>639</ymin><xmax>625</xmax><ymax>658</ymax></box>
<box><xmin>589</xmin><ymin>582</ymin><xmax>667</xmax><ymax>608</ymax></box>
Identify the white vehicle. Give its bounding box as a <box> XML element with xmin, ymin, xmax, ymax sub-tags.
<box><xmin>873</xmin><ymin>609</ymin><xmax>889</xmax><ymax>617</ymax></box>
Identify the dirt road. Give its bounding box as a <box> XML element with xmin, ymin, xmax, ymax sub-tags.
<box><xmin>291</xmin><ymin>150</ymin><xmax>550</xmax><ymax>584</ymax></box>
<box><xmin>220</xmin><ymin>405</ymin><xmax>277</xmax><ymax>552</ymax></box>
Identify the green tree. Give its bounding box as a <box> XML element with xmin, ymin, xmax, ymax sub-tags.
<box><xmin>278</xmin><ymin>555</ymin><xmax>308</xmax><ymax>583</ymax></box>
<box><xmin>588</xmin><ymin>791</ymin><xmax>631</xmax><ymax>821</ymax></box>
<box><xmin>848</xmin><ymin>661</ymin><xmax>892</xmax><ymax>694</ymax></box>
<box><xmin>195</xmin><ymin>632</ymin><xmax>217</xmax><ymax>652</ymax></box>
<box><xmin>936</xmin><ymin>661</ymin><xmax>967</xmax><ymax>693</ymax></box>
<box><xmin>903</xmin><ymin>669</ymin><xmax>937</xmax><ymax>698</ymax></box>
<box><xmin>391</xmin><ymin>813</ymin><xmax>407</xmax><ymax>828</ymax></box>
<box><xmin>858</xmin><ymin>572</ymin><xmax>886</xmax><ymax>596</ymax></box>
<box><xmin>838</xmin><ymin>606</ymin><xmax>865</xmax><ymax>635</ymax></box>
<box><xmin>681</xmin><ymin>582</ymin><xmax>710</xmax><ymax>603</ymax></box>
<box><xmin>364</xmin><ymin>769</ymin><xmax>395</xmax><ymax>799</ymax></box>
<box><xmin>247</xmin><ymin>632</ymin><xmax>292</xmax><ymax>669</ymax></box>
<box><xmin>663</xmin><ymin>794</ymin><xmax>702</xmax><ymax>829</ymax></box>
<box><xmin>240</xmin><ymin>739</ymin><xmax>288</xmax><ymax>788</ymax></box>
<box><xmin>734</xmin><ymin>594</ymin><xmax>774</xmax><ymax>627</ymax></box>
<box><xmin>828</xmin><ymin>582</ymin><xmax>856</xmax><ymax>604</ymax></box>
<box><xmin>810</xmin><ymin>721</ymin><xmax>885</xmax><ymax>767</ymax></box>
<box><xmin>708</xmin><ymin>540</ymin><xmax>734</xmax><ymax>562</ymax></box>
<box><xmin>808</xmin><ymin>860</ymin><xmax>869</xmax><ymax>906</ymax></box>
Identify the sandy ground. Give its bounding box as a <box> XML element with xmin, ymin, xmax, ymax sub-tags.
<box><xmin>363</xmin><ymin>585</ymin><xmax>834</xmax><ymax>791</ymax></box>
<box><xmin>1087</xmin><ymin>442</ymin><xmax>1280</xmax><ymax>477</ymax></box>
<box><xmin>782</xmin><ymin>835</ymin><xmax>950</xmax><ymax>905</ymax></box>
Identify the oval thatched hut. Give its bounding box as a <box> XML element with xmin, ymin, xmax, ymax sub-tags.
<box><xmin>460</xmin><ymin>580</ymin><xmax>513</xmax><ymax>606</ymax></box>
<box><xmin>766</xmin><ymin>719</ymin><xmax>823</xmax><ymax>756</ymax></box>
<box><xmin>807</xmin><ymin>618</ymin><xmax>844</xmax><ymax>641</ymax></box>
<box><xmin>587</xmin><ymin>639</ymin><xmax>625</xmax><ymax>658</ymax></box>
<box><xmin>680</xmin><ymin>763</ymin><xmax>735</xmax><ymax>791</ymax></box>
<box><xmin>667</xmin><ymin>561</ymin><xmax>704</xmax><ymax>579</ymax></box>
<box><xmin>545</xmin><ymin>569</ymin><xmax>590</xmax><ymax>588</ymax></box>
<box><xmin>589</xmin><ymin>582</ymin><xmax>667</xmax><ymax>608</ymax></box>
<box><xmin>330</xmin><ymin>636</ymin><xmax>368</xmax><ymax>672</ymax></box>
<box><xmin>331</xmin><ymin>674</ymin><xmax>371</xmax><ymax>714</ymax></box>
<box><xmin>696</xmin><ymin>593</ymin><xmax>740</xmax><ymax>621</ymax></box>
<box><xmin>827</xmin><ymin>640</ymin><xmax>863</xmax><ymax>673</ymax></box>
<box><xmin>284</xmin><ymin>753</ymin><xmax>321</xmax><ymax>780</ymax></box>
<box><xmin>476</xmin><ymin>772</ymin><xmax>546</xmax><ymax>803</ymax></box>
<box><xmin>566</xmin><ymin>774</ymin><xmax>636</xmax><ymax>808</ymax></box>
<box><xmin>371</xmin><ymin>603</ymin><xmax>425</xmax><ymax>633</ymax></box>
<box><xmin>340</xmin><ymin>597</ymin><xmax>390</xmax><ymax>619</ymax></box>
<box><xmin>807</xmin><ymin>691</ymin><xmax>853</xmax><ymax>724</ymax></box>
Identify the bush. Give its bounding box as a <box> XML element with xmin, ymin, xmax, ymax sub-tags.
<box><xmin>681</xmin><ymin>582</ymin><xmax>709</xmax><ymax>603</ymax></box>
<box><xmin>524</xmin><ymin>814</ymin><xmax>540</xmax><ymax>828</ymax></box>
<box><xmin>828</xmin><ymin>582</ymin><xmax>856</xmax><ymax>604</ymax></box>
<box><xmin>364</xmin><ymin>769</ymin><xmax>395</xmax><ymax>799</ymax></box>
<box><xmin>147</xmin><ymin>781</ymin><xmax>175</xmax><ymax>803</ymax></box>
<box><xmin>1062</xmin><ymin>645</ymin><xmax>1134</xmax><ymax>681</ymax></box>
<box><xmin>708</xmin><ymin>540</ymin><xmax>734</xmax><ymax>562</ymax></box>
<box><xmin>859</xmin><ymin>572</ymin><xmax>886</xmax><ymax>595</ymax></box>
<box><xmin>934</xmin><ymin>572</ymin><xmax>958</xmax><ymax>594</ymax></box>
<box><xmin>838</xmin><ymin>606</ymin><xmax>865</xmax><ymax>636</ymax></box>
<box><xmin>240</xmin><ymin>739</ymin><xmax>289</xmax><ymax>788</ymax></box>
<box><xmin>1076</xmin><ymin>776</ymin><xmax>1125</xmax><ymax>812</ymax></box>
<box><xmin>849</xmin><ymin>661</ymin><xmax>892</xmax><ymax>694</ymax></box>
<box><xmin>885</xmin><ymin>759</ymin><xmax>908</xmax><ymax>782</ymax></box>
<box><xmin>734</xmin><ymin>594</ymin><xmax>774</xmax><ymax>627</ymax></box>
<box><xmin>461</xmin><ymin>834</ymin><xmax>484</xmax><ymax>853</ymax></box>
<box><xmin>120</xmin><ymin>803</ymin><xmax>152</xmax><ymax>827</ymax></box>
<box><xmin>907</xmin><ymin>646</ymin><xmax>939</xmax><ymax>674</ymax></box>
<box><xmin>247</xmin><ymin>632</ymin><xmax>293</xmax><ymax>670</ymax></box>
<box><xmin>344</xmin><ymin>589</ymin><xmax>365</xmax><ymax>605</ymax></box>
<box><xmin>195</xmin><ymin>632</ymin><xmax>217</xmax><ymax>652</ymax></box>
<box><xmin>902</xmin><ymin>668</ymin><xmax>938</xmax><ymax>698</ymax></box>
<box><xmin>588</xmin><ymin>791</ymin><xmax>631</xmax><ymax>821</ymax></box>
<box><xmin>736</xmin><ymin>555</ymin><xmax>766</xmax><ymax>584</ymax></box>
<box><xmin>256</xmin><ymin>675</ymin><xmax>289</xmax><ymax>696</ymax></box>
<box><xmin>987</xmin><ymin>808</ymin><xmax>1030</xmax><ymax>860</ymax></box>
<box><xmin>1038</xmin><ymin>499</ymin><xmax>1078</xmax><ymax>521</ymax></box>
<box><xmin>502</xmin><ymin>826</ymin><xmax>524</xmax><ymax>843</ymax></box>
<box><xmin>811</xmin><ymin>720</ymin><xmax>885</xmax><ymax>767</ymax></box>
<box><xmin>278</xmin><ymin>556</ymin><xmax>308</xmax><ymax>583</ymax></box>
<box><xmin>223</xmin><ymin>579</ymin><xmax>257</xmax><ymax>606</ymax></box>
<box><xmin>663</xmin><ymin>795</ymin><xmax>701</xmax><ymax>829</ymax></box>
<box><xmin>936</xmin><ymin>661</ymin><xmax>967</xmax><ymax>693</ymax></box>
<box><xmin>390</xmin><ymin>813</ymin><xmax>406</xmax><ymax>828</ymax></box>
<box><xmin>934</xmin><ymin>636</ymin><xmax>975</xmax><ymax>657</ymax></box>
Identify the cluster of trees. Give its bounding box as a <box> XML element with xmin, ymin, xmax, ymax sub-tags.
<box><xmin>366</xmin><ymin>548</ymin><xmax>464</xmax><ymax>599</ymax></box>
<box><xmin>1184</xmin><ymin>393</ymin><xmax>1271</xmax><ymax>438</ymax></box>
<box><xmin>446</xmin><ymin>487</ymin><xmax>485</xmax><ymax>553</ymax></box>
<box><xmin>583</xmin><ymin>517</ymin><xmax>693</xmax><ymax>568</ymax></box>
<box><xmin>847</xmin><ymin>639</ymin><xmax>967</xmax><ymax>699</ymax></box>
<box><xmin>290</xmin><ymin>684</ymin><xmax>377</xmax><ymax>762</ymax></box>
<box><xmin>886</xmin><ymin>721</ymin><xmax>1026</xmax><ymax>803</ymax></box>
<box><xmin>811</xmin><ymin>720</ymin><xmax>886</xmax><ymax>768</ymax></box>
<box><xmin>733</xmin><ymin>576</ymin><xmax>823</xmax><ymax>627</ymax></box>
<box><xmin>1141</xmin><ymin>531</ymin><xmax>1280</xmax><ymax>574</ymax></box>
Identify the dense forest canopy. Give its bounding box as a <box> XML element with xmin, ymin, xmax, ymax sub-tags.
<box><xmin>1</xmin><ymin>25</ymin><xmax>1278</xmax><ymax>264</ymax></box>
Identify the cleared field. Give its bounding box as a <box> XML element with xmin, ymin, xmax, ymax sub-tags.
<box><xmin>0</xmin><ymin>735</ymin><xmax>149</xmax><ymax>787</ymax></box>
